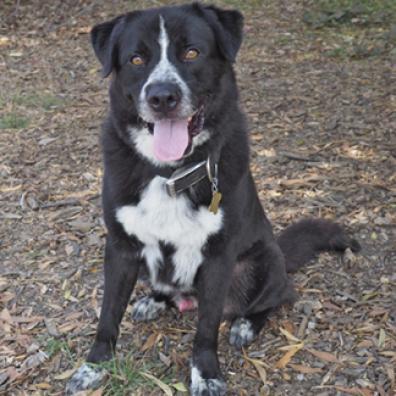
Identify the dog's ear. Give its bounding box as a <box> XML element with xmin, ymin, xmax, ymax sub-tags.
<box><xmin>194</xmin><ymin>4</ymin><xmax>244</xmax><ymax>62</ymax></box>
<box><xmin>91</xmin><ymin>16</ymin><xmax>125</xmax><ymax>77</ymax></box>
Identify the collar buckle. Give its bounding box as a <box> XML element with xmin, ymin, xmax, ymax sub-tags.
<box><xmin>165</xmin><ymin>159</ymin><xmax>208</xmax><ymax>197</ymax></box>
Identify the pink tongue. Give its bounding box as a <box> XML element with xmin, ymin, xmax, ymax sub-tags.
<box><xmin>153</xmin><ymin>119</ymin><xmax>189</xmax><ymax>161</ymax></box>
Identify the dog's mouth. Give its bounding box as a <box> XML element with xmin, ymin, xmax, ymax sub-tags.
<box><xmin>146</xmin><ymin>106</ymin><xmax>204</xmax><ymax>162</ymax></box>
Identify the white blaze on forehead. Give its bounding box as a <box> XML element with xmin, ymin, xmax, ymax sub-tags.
<box><xmin>139</xmin><ymin>15</ymin><xmax>192</xmax><ymax>122</ymax></box>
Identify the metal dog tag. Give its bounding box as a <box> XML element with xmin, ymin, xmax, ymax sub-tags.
<box><xmin>209</xmin><ymin>191</ymin><xmax>222</xmax><ymax>214</ymax></box>
<box><xmin>208</xmin><ymin>161</ymin><xmax>222</xmax><ymax>214</ymax></box>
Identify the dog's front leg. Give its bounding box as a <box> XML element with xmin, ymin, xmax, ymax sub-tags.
<box><xmin>88</xmin><ymin>237</ymin><xmax>140</xmax><ymax>362</ymax></box>
<box><xmin>66</xmin><ymin>237</ymin><xmax>140</xmax><ymax>394</ymax></box>
<box><xmin>190</xmin><ymin>255</ymin><xmax>232</xmax><ymax>396</ymax></box>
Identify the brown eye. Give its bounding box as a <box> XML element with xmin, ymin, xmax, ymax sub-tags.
<box><xmin>183</xmin><ymin>49</ymin><xmax>199</xmax><ymax>61</ymax></box>
<box><xmin>131</xmin><ymin>55</ymin><xmax>144</xmax><ymax>66</ymax></box>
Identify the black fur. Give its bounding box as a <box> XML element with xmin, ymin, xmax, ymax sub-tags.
<box><xmin>75</xmin><ymin>4</ymin><xmax>360</xmax><ymax>395</ymax></box>
<box><xmin>278</xmin><ymin>218</ymin><xmax>360</xmax><ymax>273</ymax></box>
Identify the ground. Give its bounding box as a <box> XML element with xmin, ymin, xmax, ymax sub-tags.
<box><xmin>0</xmin><ymin>0</ymin><xmax>395</xmax><ymax>395</ymax></box>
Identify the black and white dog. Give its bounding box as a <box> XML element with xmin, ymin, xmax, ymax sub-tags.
<box><xmin>67</xmin><ymin>3</ymin><xmax>359</xmax><ymax>395</ymax></box>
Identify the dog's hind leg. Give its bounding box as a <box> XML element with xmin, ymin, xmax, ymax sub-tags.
<box><xmin>132</xmin><ymin>291</ymin><xmax>171</xmax><ymax>321</ymax></box>
<box><xmin>132</xmin><ymin>290</ymin><xmax>198</xmax><ymax>320</ymax></box>
<box><xmin>229</xmin><ymin>308</ymin><xmax>273</xmax><ymax>349</ymax></box>
<box><xmin>227</xmin><ymin>241</ymin><xmax>296</xmax><ymax>349</ymax></box>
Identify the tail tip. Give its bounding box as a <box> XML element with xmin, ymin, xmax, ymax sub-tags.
<box><xmin>349</xmin><ymin>238</ymin><xmax>361</xmax><ymax>253</ymax></box>
<box><xmin>329</xmin><ymin>230</ymin><xmax>361</xmax><ymax>255</ymax></box>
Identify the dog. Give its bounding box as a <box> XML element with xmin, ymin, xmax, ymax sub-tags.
<box><xmin>66</xmin><ymin>3</ymin><xmax>360</xmax><ymax>395</ymax></box>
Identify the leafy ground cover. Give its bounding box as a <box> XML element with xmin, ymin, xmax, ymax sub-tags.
<box><xmin>0</xmin><ymin>1</ymin><xmax>395</xmax><ymax>395</ymax></box>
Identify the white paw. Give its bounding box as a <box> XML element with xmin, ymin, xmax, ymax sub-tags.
<box><xmin>65</xmin><ymin>363</ymin><xmax>106</xmax><ymax>395</ymax></box>
<box><xmin>229</xmin><ymin>317</ymin><xmax>255</xmax><ymax>349</ymax></box>
<box><xmin>132</xmin><ymin>296</ymin><xmax>166</xmax><ymax>321</ymax></box>
<box><xmin>190</xmin><ymin>366</ymin><xmax>226</xmax><ymax>396</ymax></box>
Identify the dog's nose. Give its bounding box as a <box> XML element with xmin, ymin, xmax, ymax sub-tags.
<box><xmin>146</xmin><ymin>83</ymin><xmax>181</xmax><ymax>114</ymax></box>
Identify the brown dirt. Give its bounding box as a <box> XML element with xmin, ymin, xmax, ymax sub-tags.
<box><xmin>0</xmin><ymin>1</ymin><xmax>395</xmax><ymax>395</ymax></box>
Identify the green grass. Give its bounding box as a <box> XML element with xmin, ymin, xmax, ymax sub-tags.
<box><xmin>11</xmin><ymin>93</ymin><xmax>64</xmax><ymax>111</ymax></box>
<box><xmin>218</xmin><ymin>0</ymin><xmax>263</xmax><ymax>10</ymax></box>
<box><xmin>89</xmin><ymin>353</ymin><xmax>188</xmax><ymax>395</ymax></box>
<box><xmin>276</xmin><ymin>34</ymin><xmax>294</xmax><ymax>46</ymax></box>
<box><xmin>0</xmin><ymin>113</ymin><xmax>29</xmax><ymax>129</ymax></box>
<box><xmin>0</xmin><ymin>93</ymin><xmax>64</xmax><ymax>129</ymax></box>
<box><xmin>303</xmin><ymin>0</ymin><xmax>396</xmax><ymax>28</ymax></box>
<box><xmin>324</xmin><ymin>45</ymin><xmax>349</xmax><ymax>58</ymax></box>
<box><xmin>303</xmin><ymin>0</ymin><xmax>395</xmax><ymax>59</ymax></box>
<box><xmin>103</xmin><ymin>359</ymin><xmax>155</xmax><ymax>395</ymax></box>
<box><xmin>46</xmin><ymin>338</ymin><xmax>74</xmax><ymax>362</ymax></box>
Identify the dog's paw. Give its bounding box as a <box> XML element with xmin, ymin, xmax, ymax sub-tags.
<box><xmin>65</xmin><ymin>363</ymin><xmax>106</xmax><ymax>395</ymax></box>
<box><xmin>229</xmin><ymin>317</ymin><xmax>255</xmax><ymax>349</ymax></box>
<box><xmin>132</xmin><ymin>296</ymin><xmax>166</xmax><ymax>321</ymax></box>
<box><xmin>190</xmin><ymin>366</ymin><xmax>226</xmax><ymax>396</ymax></box>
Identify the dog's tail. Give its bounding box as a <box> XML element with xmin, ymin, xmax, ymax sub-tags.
<box><xmin>277</xmin><ymin>218</ymin><xmax>361</xmax><ymax>273</ymax></box>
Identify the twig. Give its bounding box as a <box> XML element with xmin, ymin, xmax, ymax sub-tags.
<box><xmin>40</xmin><ymin>194</ymin><xmax>100</xmax><ymax>209</ymax></box>
<box><xmin>5</xmin><ymin>0</ymin><xmax>20</xmax><ymax>23</ymax></box>
<box><xmin>40</xmin><ymin>199</ymin><xmax>81</xmax><ymax>209</ymax></box>
<box><xmin>297</xmin><ymin>315</ymin><xmax>309</xmax><ymax>339</ymax></box>
<box><xmin>280</xmin><ymin>151</ymin><xmax>320</xmax><ymax>162</ymax></box>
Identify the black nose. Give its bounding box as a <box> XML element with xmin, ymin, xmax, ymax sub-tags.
<box><xmin>146</xmin><ymin>83</ymin><xmax>181</xmax><ymax>114</ymax></box>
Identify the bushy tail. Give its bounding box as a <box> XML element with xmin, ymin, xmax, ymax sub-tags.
<box><xmin>277</xmin><ymin>218</ymin><xmax>361</xmax><ymax>273</ymax></box>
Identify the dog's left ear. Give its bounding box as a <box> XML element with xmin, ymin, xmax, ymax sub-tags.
<box><xmin>194</xmin><ymin>4</ymin><xmax>244</xmax><ymax>62</ymax></box>
<box><xmin>91</xmin><ymin>15</ymin><xmax>125</xmax><ymax>77</ymax></box>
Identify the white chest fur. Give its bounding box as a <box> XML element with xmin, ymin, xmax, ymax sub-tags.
<box><xmin>116</xmin><ymin>177</ymin><xmax>223</xmax><ymax>290</ymax></box>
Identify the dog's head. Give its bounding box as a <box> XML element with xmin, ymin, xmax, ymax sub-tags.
<box><xmin>91</xmin><ymin>3</ymin><xmax>243</xmax><ymax>165</ymax></box>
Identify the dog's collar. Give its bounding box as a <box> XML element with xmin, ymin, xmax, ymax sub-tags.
<box><xmin>165</xmin><ymin>157</ymin><xmax>216</xmax><ymax>198</ymax></box>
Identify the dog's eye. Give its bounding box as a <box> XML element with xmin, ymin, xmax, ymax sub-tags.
<box><xmin>130</xmin><ymin>55</ymin><xmax>145</xmax><ymax>66</ymax></box>
<box><xmin>183</xmin><ymin>49</ymin><xmax>199</xmax><ymax>62</ymax></box>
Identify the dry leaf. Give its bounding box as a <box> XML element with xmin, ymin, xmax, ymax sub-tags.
<box><xmin>34</xmin><ymin>382</ymin><xmax>52</xmax><ymax>389</ymax></box>
<box><xmin>159</xmin><ymin>352</ymin><xmax>171</xmax><ymax>367</ymax></box>
<box><xmin>385</xmin><ymin>364</ymin><xmax>395</xmax><ymax>390</ymax></box>
<box><xmin>306</xmin><ymin>348</ymin><xmax>340</xmax><ymax>363</ymax></box>
<box><xmin>58</xmin><ymin>322</ymin><xmax>78</xmax><ymax>333</ymax></box>
<box><xmin>12</xmin><ymin>315</ymin><xmax>44</xmax><ymax>324</ymax></box>
<box><xmin>378</xmin><ymin>329</ymin><xmax>386</xmax><ymax>349</ymax></box>
<box><xmin>278</xmin><ymin>342</ymin><xmax>305</xmax><ymax>352</ymax></box>
<box><xmin>280</xmin><ymin>320</ymin><xmax>295</xmax><ymax>334</ymax></box>
<box><xmin>244</xmin><ymin>354</ymin><xmax>267</xmax><ymax>385</ymax></box>
<box><xmin>89</xmin><ymin>388</ymin><xmax>104</xmax><ymax>396</ymax></box>
<box><xmin>75</xmin><ymin>26</ymin><xmax>91</xmax><ymax>34</ymax></box>
<box><xmin>141</xmin><ymin>332</ymin><xmax>161</xmax><ymax>352</ymax></box>
<box><xmin>54</xmin><ymin>368</ymin><xmax>76</xmax><ymax>380</ymax></box>
<box><xmin>44</xmin><ymin>318</ymin><xmax>60</xmax><ymax>337</ymax></box>
<box><xmin>279</xmin><ymin>327</ymin><xmax>300</xmax><ymax>343</ymax></box>
<box><xmin>0</xmin><ymin>36</ymin><xmax>10</xmax><ymax>46</ymax></box>
<box><xmin>5</xmin><ymin>367</ymin><xmax>20</xmax><ymax>383</ymax></box>
<box><xmin>0</xmin><ymin>308</ymin><xmax>13</xmax><ymax>323</ymax></box>
<box><xmin>333</xmin><ymin>386</ymin><xmax>366</xmax><ymax>395</ymax></box>
<box><xmin>0</xmin><ymin>277</ymin><xmax>8</xmax><ymax>292</ymax></box>
<box><xmin>289</xmin><ymin>363</ymin><xmax>322</xmax><ymax>374</ymax></box>
<box><xmin>140</xmin><ymin>372</ymin><xmax>173</xmax><ymax>396</ymax></box>
<box><xmin>64</xmin><ymin>289</ymin><xmax>72</xmax><ymax>300</ymax></box>
<box><xmin>275</xmin><ymin>342</ymin><xmax>304</xmax><ymax>369</ymax></box>
<box><xmin>20</xmin><ymin>350</ymin><xmax>48</xmax><ymax>370</ymax></box>
<box><xmin>172</xmin><ymin>382</ymin><xmax>188</xmax><ymax>392</ymax></box>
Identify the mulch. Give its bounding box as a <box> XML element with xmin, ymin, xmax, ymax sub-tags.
<box><xmin>0</xmin><ymin>1</ymin><xmax>395</xmax><ymax>395</ymax></box>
